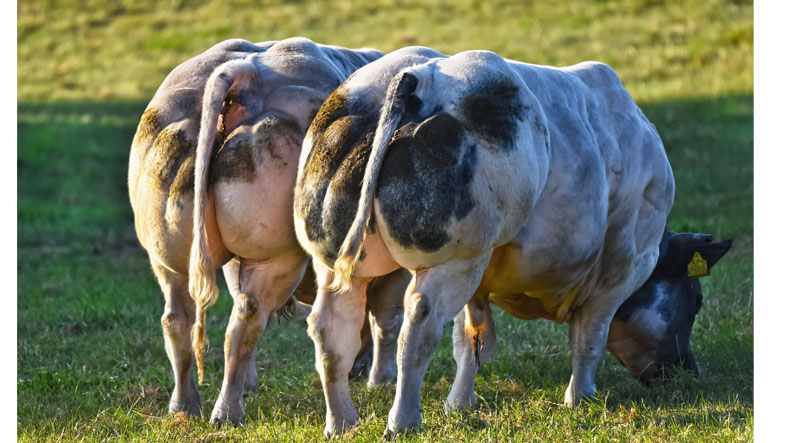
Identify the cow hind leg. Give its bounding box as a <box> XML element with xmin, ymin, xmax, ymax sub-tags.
<box><xmin>307</xmin><ymin>261</ymin><xmax>368</xmax><ymax>437</ymax></box>
<box><xmin>221</xmin><ymin>259</ymin><xmax>258</xmax><ymax>396</ymax></box>
<box><xmin>151</xmin><ymin>261</ymin><xmax>201</xmax><ymax>417</ymax></box>
<box><xmin>366</xmin><ymin>269</ymin><xmax>408</xmax><ymax>388</ymax></box>
<box><xmin>446</xmin><ymin>294</ymin><xmax>496</xmax><ymax>411</ymax></box>
<box><xmin>210</xmin><ymin>254</ymin><xmax>306</xmax><ymax>425</ymax></box>
<box><xmin>387</xmin><ymin>253</ymin><xmax>492</xmax><ymax>436</ymax></box>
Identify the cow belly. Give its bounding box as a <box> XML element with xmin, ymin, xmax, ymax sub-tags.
<box><xmin>478</xmin><ymin>230</ymin><xmax>605</xmax><ymax>323</ymax></box>
<box><xmin>486</xmin><ymin>281</ymin><xmax>586</xmax><ymax>324</ymax></box>
<box><xmin>489</xmin><ymin>293</ymin><xmax>555</xmax><ymax>321</ymax></box>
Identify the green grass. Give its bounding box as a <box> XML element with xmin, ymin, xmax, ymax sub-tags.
<box><xmin>18</xmin><ymin>0</ymin><xmax>752</xmax><ymax>441</ymax></box>
<box><xmin>18</xmin><ymin>0</ymin><xmax>751</xmax><ymax>103</ymax></box>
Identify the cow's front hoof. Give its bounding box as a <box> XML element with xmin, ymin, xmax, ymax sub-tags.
<box><xmin>367</xmin><ymin>369</ymin><xmax>397</xmax><ymax>389</ymax></box>
<box><xmin>563</xmin><ymin>380</ymin><xmax>597</xmax><ymax>407</ymax></box>
<box><xmin>386</xmin><ymin>411</ymin><xmax>421</xmax><ymax>437</ymax></box>
<box><xmin>367</xmin><ymin>362</ymin><xmax>397</xmax><ymax>388</ymax></box>
<box><xmin>367</xmin><ymin>376</ymin><xmax>397</xmax><ymax>390</ymax></box>
<box><xmin>209</xmin><ymin>395</ymin><xmax>244</xmax><ymax>426</ymax></box>
<box><xmin>445</xmin><ymin>391</ymin><xmax>478</xmax><ymax>412</ymax></box>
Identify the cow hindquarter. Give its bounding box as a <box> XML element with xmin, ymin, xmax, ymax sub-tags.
<box><xmin>374</xmin><ymin>54</ymin><xmax>551</xmax><ymax>270</ymax></box>
<box><xmin>129</xmin><ymin>112</ymin><xmax>231</xmax><ymax>275</ymax></box>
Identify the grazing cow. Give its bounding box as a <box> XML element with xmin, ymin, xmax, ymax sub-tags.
<box><xmin>128</xmin><ymin>37</ymin><xmax>383</xmax><ymax>425</ymax></box>
<box><xmin>294</xmin><ymin>46</ymin><xmax>679</xmax><ymax>435</ymax></box>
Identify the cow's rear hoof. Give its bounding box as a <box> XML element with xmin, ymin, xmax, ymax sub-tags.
<box><xmin>209</xmin><ymin>414</ymin><xmax>244</xmax><ymax>427</ymax></box>
<box><xmin>168</xmin><ymin>403</ymin><xmax>201</xmax><ymax>418</ymax></box>
<box><xmin>209</xmin><ymin>401</ymin><xmax>244</xmax><ymax>427</ymax></box>
<box><xmin>384</xmin><ymin>423</ymin><xmax>420</xmax><ymax>440</ymax></box>
<box><xmin>323</xmin><ymin>414</ymin><xmax>359</xmax><ymax>438</ymax></box>
<box><xmin>168</xmin><ymin>388</ymin><xmax>201</xmax><ymax>417</ymax></box>
<box><xmin>323</xmin><ymin>423</ymin><xmax>354</xmax><ymax>439</ymax></box>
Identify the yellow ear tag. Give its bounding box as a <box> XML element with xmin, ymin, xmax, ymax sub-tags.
<box><xmin>687</xmin><ymin>252</ymin><xmax>709</xmax><ymax>277</ymax></box>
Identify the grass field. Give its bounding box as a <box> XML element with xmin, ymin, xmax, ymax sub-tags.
<box><xmin>18</xmin><ymin>0</ymin><xmax>753</xmax><ymax>441</ymax></box>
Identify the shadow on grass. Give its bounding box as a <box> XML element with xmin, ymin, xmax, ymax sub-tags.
<box><xmin>17</xmin><ymin>93</ymin><xmax>752</xmax><ymax>427</ymax></box>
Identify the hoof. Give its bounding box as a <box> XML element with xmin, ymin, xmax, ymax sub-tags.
<box><xmin>168</xmin><ymin>386</ymin><xmax>201</xmax><ymax>417</ymax></box>
<box><xmin>168</xmin><ymin>402</ymin><xmax>201</xmax><ymax>418</ymax></box>
<box><xmin>323</xmin><ymin>415</ymin><xmax>359</xmax><ymax>439</ymax></box>
<box><xmin>210</xmin><ymin>397</ymin><xmax>244</xmax><ymax>426</ymax></box>
<box><xmin>563</xmin><ymin>384</ymin><xmax>597</xmax><ymax>407</ymax></box>
<box><xmin>384</xmin><ymin>423</ymin><xmax>420</xmax><ymax>440</ymax></box>
<box><xmin>367</xmin><ymin>364</ymin><xmax>397</xmax><ymax>388</ymax></box>
<box><xmin>366</xmin><ymin>374</ymin><xmax>396</xmax><ymax>390</ymax></box>
<box><xmin>445</xmin><ymin>392</ymin><xmax>478</xmax><ymax>413</ymax></box>
<box><xmin>386</xmin><ymin>413</ymin><xmax>421</xmax><ymax>438</ymax></box>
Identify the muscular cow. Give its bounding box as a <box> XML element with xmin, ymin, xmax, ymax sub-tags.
<box><xmin>128</xmin><ymin>37</ymin><xmax>382</xmax><ymax>425</ymax></box>
<box><xmin>294</xmin><ymin>46</ymin><xmax>680</xmax><ymax>435</ymax></box>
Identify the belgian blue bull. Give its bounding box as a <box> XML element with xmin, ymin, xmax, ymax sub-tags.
<box><xmin>293</xmin><ymin>46</ymin><xmax>686</xmax><ymax>435</ymax></box>
<box><xmin>128</xmin><ymin>37</ymin><xmax>382</xmax><ymax>425</ymax></box>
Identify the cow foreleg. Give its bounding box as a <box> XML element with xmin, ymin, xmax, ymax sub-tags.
<box><xmin>307</xmin><ymin>260</ymin><xmax>368</xmax><ymax>437</ymax></box>
<box><xmin>151</xmin><ymin>262</ymin><xmax>201</xmax><ymax>417</ymax></box>
<box><xmin>563</xmin><ymin>292</ymin><xmax>622</xmax><ymax>407</ymax></box>
<box><xmin>366</xmin><ymin>269</ymin><xmax>408</xmax><ymax>388</ymax></box>
<box><xmin>387</xmin><ymin>253</ymin><xmax>492</xmax><ymax>436</ymax></box>
<box><xmin>210</xmin><ymin>254</ymin><xmax>306</xmax><ymax>425</ymax></box>
<box><xmin>446</xmin><ymin>293</ymin><xmax>496</xmax><ymax>411</ymax></box>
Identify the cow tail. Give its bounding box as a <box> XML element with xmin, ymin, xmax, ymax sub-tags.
<box><xmin>188</xmin><ymin>59</ymin><xmax>257</xmax><ymax>384</ymax></box>
<box><xmin>329</xmin><ymin>71</ymin><xmax>419</xmax><ymax>291</ymax></box>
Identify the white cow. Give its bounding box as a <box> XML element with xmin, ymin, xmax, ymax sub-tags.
<box><xmin>294</xmin><ymin>46</ymin><xmax>676</xmax><ymax>435</ymax></box>
<box><xmin>128</xmin><ymin>37</ymin><xmax>383</xmax><ymax>425</ymax></box>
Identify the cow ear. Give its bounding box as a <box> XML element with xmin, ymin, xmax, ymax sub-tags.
<box><xmin>657</xmin><ymin>232</ymin><xmax>733</xmax><ymax>278</ymax></box>
<box><xmin>693</xmin><ymin>239</ymin><xmax>733</xmax><ymax>270</ymax></box>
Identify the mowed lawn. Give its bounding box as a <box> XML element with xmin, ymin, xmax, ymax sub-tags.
<box><xmin>17</xmin><ymin>1</ymin><xmax>753</xmax><ymax>441</ymax></box>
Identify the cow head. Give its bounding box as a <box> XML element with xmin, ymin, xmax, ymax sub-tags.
<box><xmin>607</xmin><ymin>231</ymin><xmax>732</xmax><ymax>384</ymax></box>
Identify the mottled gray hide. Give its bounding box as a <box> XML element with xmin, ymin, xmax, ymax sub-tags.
<box><xmin>294</xmin><ymin>46</ymin><xmax>675</xmax><ymax>436</ymax></box>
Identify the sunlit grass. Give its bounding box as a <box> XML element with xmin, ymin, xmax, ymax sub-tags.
<box><xmin>18</xmin><ymin>0</ymin><xmax>752</xmax><ymax>102</ymax></box>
